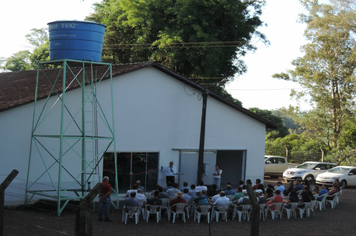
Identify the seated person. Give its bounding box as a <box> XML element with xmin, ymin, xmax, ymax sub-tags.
<box><xmin>169</xmin><ymin>192</ymin><xmax>187</xmax><ymax>212</ymax></box>
<box><xmin>238</xmin><ymin>180</ymin><xmax>244</xmax><ymax>190</ymax></box>
<box><xmin>126</xmin><ymin>184</ymin><xmax>138</xmax><ymax>197</ymax></box>
<box><xmin>317</xmin><ymin>185</ymin><xmax>329</xmax><ymax>201</ymax></box>
<box><xmin>147</xmin><ymin>190</ymin><xmax>162</xmax><ymax>211</ymax></box>
<box><xmin>283</xmin><ymin>190</ymin><xmax>299</xmax><ymax>209</ymax></box>
<box><xmin>257</xmin><ymin>191</ymin><xmax>267</xmax><ymax>204</ymax></box>
<box><xmin>267</xmin><ymin>190</ymin><xmax>283</xmax><ymax>210</ymax></box>
<box><xmin>275</xmin><ymin>181</ymin><xmax>285</xmax><ymax>196</ymax></box>
<box><xmin>283</xmin><ymin>181</ymin><xmax>294</xmax><ymax>196</ymax></box>
<box><xmin>136</xmin><ymin>180</ymin><xmax>144</xmax><ymax>192</ymax></box>
<box><xmin>188</xmin><ymin>184</ymin><xmax>198</xmax><ymax>200</ymax></box>
<box><xmin>232</xmin><ymin>187</ymin><xmax>244</xmax><ymax>204</ymax></box>
<box><xmin>195</xmin><ymin>181</ymin><xmax>208</xmax><ymax>193</ymax></box>
<box><xmin>182</xmin><ymin>188</ymin><xmax>192</xmax><ymax>203</ymax></box>
<box><xmin>125</xmin><ymin>191</ymin><xmax>139</xmax><ymax>212</ymax></box>
<box><xmin>180</xmin><ymin>182</ymin><xmax>190</xmax><ymax>192</ymax></box>
<box><xmin>297</xmin><ymin>189</ymin><xmax>311</xmax><ymax>208</ymax></box>
<box><xmin>243</xmin><ymin>179</ymin><xmax>252</xmax><ymax>189</ymax></box>
<box><xmin>235</xmin><ymin>190</ymin><xmax>250</xmax><ymax>210</ymax></box>
<box><xmin>194</xmin><ymin>190</ymin><xmax>211</xmax><ymax>206</ymax></box>
<box><xmin>158</xmin><ymin>186</ymin><xmax>169</xmax><ymax>199</ymax></box>
<box><xmin>213</xmin><ymin>191</ymin><xmax>230</xmax><ymax>210</ymax></box>
<box><xmin>294</xmin><ymin>179</ymin><xmax>304</xmax><ymax>192</ymax></box>
<box><xmin>224</xmin><ymin>184</ymin><xmax>235</xmax><ymax>196</ymax></box>
<box><xmin>164</xmin><ymin>181</ymin><xmax>173</xmax><ymax>192</ymax></box>
<box><xmin>166</xmin><ymin>183</ymin><xmax>180</xmax><ymax>197</ymax></box>
<box><xmin>312</xmin><ymin>185</ymin><xmax>319</xmax><ymax>196</ymax></box>
<box><xmin>265</xmin><ymin>185</ymin><xmax>274</xmax><ymax>199</ymax></box>
<box><xmin>136</xmin><ymin>189</ymin><xmax>147</xmax><ymax>206</ymax></box>
<box><xmin>207</xmin><ymin>184</ymin><xmax>218</xmax><ymax>197</ymax></box>
<box><xmin>211</xmin><ymin>189</ymin><xmax>223</xmax><ymax>203</ymax></box>
<box><xmin>326</xmin><ymin>182</ymin><xmax>340</xmax><ymax>200</ymax></box>
<box><xmin>308</xmin><ymin>179</ymin><xmax>315</xmax><ymax>192</ymax></box>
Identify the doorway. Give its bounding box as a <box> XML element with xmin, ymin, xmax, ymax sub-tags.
<box><xmin>216</xmin><ymin>150</ymin><xmax>245</xmax><ymax>188</ymax></box>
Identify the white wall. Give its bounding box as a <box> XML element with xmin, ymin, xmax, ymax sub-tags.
<box><xmin>0</xmin><ymin>66</ymin><xmax>267</xmax><ymax>204</ymax></box>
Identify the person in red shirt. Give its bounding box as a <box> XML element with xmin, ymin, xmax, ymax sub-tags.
<box><xmin>169</xmin><ymin>192</ymin><xmax>187</xmax><ymax>212</ymax></box>
<box><xmin>98</xmin><ymin>176</ymin><xmax>112</xmax><ymax>221</ymax></box>
<box><xmin>267</xmin><ymin>190</ymin><xmax>283</xmax><ymax>211</ymax></box>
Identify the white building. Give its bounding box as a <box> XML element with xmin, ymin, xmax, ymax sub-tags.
<box><xmin>0</xmin><ymin>61</ymin><xmax>276</xmax><ymax>205</ymax></box>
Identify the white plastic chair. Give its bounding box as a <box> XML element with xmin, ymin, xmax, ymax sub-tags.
<box><xmin>195</xmin><ymin>205</ymin><xmax>211</xmax><ymax>223</ymax></box>
<box><xmin>226</xmin><ymin>195</ymin><xmax>234</xmax><ymax>201</ymax></box>
<box><xmin>283</xmin><ymin>202</ymin><xmax>298</xmax><ymax>219</ymax></box>
<box><xmin>297</xmin><ymin>202</ymin><xmax>310</xmax><ymax>218</ymax></box>
<box><xmin>211</xmin><ymin>204</ymin><xmax>229</xmax><ymax>222</ymax></box>
<box><xmin>259</xmin><ymin>203</ymin><xmax>266</xmax><ymax>221</ymax></box>
<box><xmin>122</xmin><ymin>206</ymin><xmax>139</xmax><ymax>224</ymax></box>
<box><xmin>169</xmin><ymin>203</ymin><xmax>187</xmax><ymax>223</ymax></box>
<box><xmin>145</xmin><ymin>205</ymin><xmax>161</xmax><ymax>223</ymax></box>
<box><xmin>308</xmin><ymin>200</ymin><xmax>317</xmax><ymax>217</ymax></box>
<box><xmin>335</xmin><ymin>191</ymin><xmax>341</xmax><ymax>204</ymax></box>
<box><xmin>160</xmin><ymin>198</ymin><xmax>170</xmax><ymax>217</ymax></box>
<box><xmin>317</xmin><ymin>194</ymin><xmax>328</xmax><ymax>210</ymax></box>
<box><xmin>265</xmin><ymin>202</ymin><xmax>283</xmax><ymax>220</ymax></box>
<box><xmin>233</xmin><ymin>204</ymin><xmax>251</xmax><ymax>222</ymax></box>
<box><xmin>326</xmin><ymin>193</ymin><xmax>338</xmax><ymax>209</ymax></box>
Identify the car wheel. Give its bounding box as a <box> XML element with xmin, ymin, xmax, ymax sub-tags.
<box><xmin>341</xmin><ymin>180</ymin><xmax>347</xmax><ymax>189</ymax></box>
<box><xmin>305</xmin><ymin>175</ymin><xmax>314</xmax><ymax>182</ymax></box>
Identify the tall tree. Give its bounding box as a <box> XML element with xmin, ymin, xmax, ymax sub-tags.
<box><xmin>273</xmin><ymin>0</ymin><xmax>356</xmax><ymax>150</ymax></box>
<box><xmin>3</xmin><ymin>50</ymin><xmax>31</xmax><ymax>71</ymax></box>
<box><xmin>87</xmin><ymin>0</ymin><xmax>267</xmax><ymax>104</ymax></box>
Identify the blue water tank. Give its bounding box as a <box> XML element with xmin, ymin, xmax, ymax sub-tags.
<box><xmin>48</xmin><ymin>20</ymin><xmax>106</xmax><ymax>62</ymax></box>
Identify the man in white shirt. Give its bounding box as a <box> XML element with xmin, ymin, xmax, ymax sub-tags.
<box><xmin>126</xmin><ymin>184</ymin><xmax>138</xmax><ymax>197</ymax></box>
<box><xmin>211</xmin><ymin>189</ymin><xmax>223</xmax><ymax>203</ymax></box>
<box><xmin>166</xmin><ymin>183</ymin><xmax>180</xmax><ymax>197</ymax></box>
<box><xmin>213</xmin><ymin>191</ymin><xmax>230</xmax><ymax>210</ymax></box>
<box><xmin>161</xmin><ymin>161</ymin><xmax>177</xmax><ymax>185</ymax></box>
<box><xmin>195</xmin><ymin>181</ymin><xmax>208</xmax><ymax>193</ymax></box>
<box><xmin>135</xmin><ymin>189</ymin><xmax>147</xmax><ymax>207</ymax></box>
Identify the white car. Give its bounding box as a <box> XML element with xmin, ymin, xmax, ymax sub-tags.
<box><xmin>283</xmin><ymin>161</ymin><xmax>336</xmax><ymax>182</ymax></box>
<box><xmin>316</xmin><ymin>166</ymin><xmax>356</xmax><ymax>188</ymax></box>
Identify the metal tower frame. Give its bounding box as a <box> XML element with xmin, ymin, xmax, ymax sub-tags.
<box><xmin>25</xmin><ymin>59</ymin><xmax>119</xmax><ymax>215</ymax></box>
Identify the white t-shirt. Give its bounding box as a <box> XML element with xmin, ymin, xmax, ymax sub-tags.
<box><xmin>162</xmin><ymin>165</ymin><xmax>177</xmax><ymax>176</ymax></box>
<box><xmin>213</xmin><ymin>169</ymin><xmax>223</xmax><ymax>178</ymax></box>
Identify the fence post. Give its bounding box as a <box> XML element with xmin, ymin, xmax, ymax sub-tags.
<box><xmin>246</xmin><ymin>184</ymin><xmax>259</xmax><ymax>236</ymax></box>
<box><xmin>74</xmin><ymin>183</ymin><xmax>103</xmax><ymax>236</ymax></box>
<box><xmin>0</xmin><ymin>169</ymin><xmax>19</xmax><ymax>236</ymax></box>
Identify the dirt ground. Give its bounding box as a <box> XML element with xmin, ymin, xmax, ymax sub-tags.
<box><xmin>3</xmin><ymin>178</ymin><xmax>356</xmax><ymax>236</ymax></box>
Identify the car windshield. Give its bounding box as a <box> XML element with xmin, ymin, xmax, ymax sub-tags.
<box><xmin>327</xmin><ymin>167</ymin><xmax>349</xmax><ymax>174</ymax></box>
<box><xmin>297</xmin><ymin>163</ymin><xmax>317</xmax><ymax>169</ymax></box>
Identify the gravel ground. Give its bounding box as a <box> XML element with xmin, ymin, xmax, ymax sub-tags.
<box><xmin>3</xmin><ymin>178</ymin><xmax>356</xmax><ymax>236</ymax></box>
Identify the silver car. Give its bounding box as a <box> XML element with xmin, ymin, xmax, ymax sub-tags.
<box><xmin>283</xmin><ymin>161</ymin><xmax>337</xmax><ymax>182</ymax></box>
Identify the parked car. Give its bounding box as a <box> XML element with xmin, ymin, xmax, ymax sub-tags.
<box><xmin>264</xmin><ymin>156</ymin><xmax>289</xmax><ymax>177</ymax></box>
<box><xmin>316</xmin><ymin>166</ymin><xmax>356</xmax><ymax>188</ymax></box>
<box><xmin>283</xmin><ymin>161</ymin><xmax>337</xmax><ymax>182</ymax></box>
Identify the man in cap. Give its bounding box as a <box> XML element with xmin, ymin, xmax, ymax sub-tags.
<box><xmin>169</xmin><ymin>192</ymin><xmax>187</xmax><ymax>212</ymax></box>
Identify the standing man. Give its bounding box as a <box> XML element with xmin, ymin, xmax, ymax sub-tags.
<box><xmin>161</xmin><ymin>161</ymin><xmax>177</xmax><ymax>185</ymax></box>
<box><xmin>98</xmin><ymin>176</ymin><xmax>112</xmax><ymax>221</ymax></box>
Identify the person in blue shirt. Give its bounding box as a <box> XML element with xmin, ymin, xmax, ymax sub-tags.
<box><xmin>224</xmin><ymin>185</ymin><xmax>235</xmax><ymax>196</ymax></box>
<box><xmin>317</xmin><ymin>185</ymin><xmax>329</xmax><ymax>201</ymax></box>
<box><xmin>295</xmin><ymin>179</ymin><xmax>304</xmax><ymax>191</ymax></box>
<box><xmin>275</xmin><ymin>181</ymin><xmax>285</xmax><ymax>195</ymax></box>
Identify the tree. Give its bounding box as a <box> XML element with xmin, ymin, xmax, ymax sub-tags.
<box><xmin>87</xmin><ymin>0</ymin><xmax>267</xmax><ymax>104</ymax></box>
<box><xmin>273</xmin><ymin>0</ymin><xmax>356</xmax><ymax>150</ymax></box>
<box><xmin>1</xmin><ymin>28</ymin><xmax>49</xmax><ymax>71</ymax></box>
<box><xmin>250</xmin><ymin>107</ymin><xmax>289</xmax><ymax>139</ymax></box>
<box><xmin>3</xmin><ymin>50</ymin><xmax>31</xmax><ymax>71</ymax></box>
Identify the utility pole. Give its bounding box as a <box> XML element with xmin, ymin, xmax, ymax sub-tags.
<box><xmin>197</xmin><ymin>87</ymin><xmax>209</xmax><ymax>184</ymax></box>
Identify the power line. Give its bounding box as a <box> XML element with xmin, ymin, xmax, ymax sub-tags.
<box><xmin>226</xmin><ymin>88</ymin><xmax>303</xmax><ymax>91</ymax></box>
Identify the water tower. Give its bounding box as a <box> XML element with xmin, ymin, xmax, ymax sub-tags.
<box><xmin>25</xmin><ymin>21</ymin><xmax>119</xmax><ymax>215</ymax></box>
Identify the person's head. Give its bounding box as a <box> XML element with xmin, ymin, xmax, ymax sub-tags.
<box><xmin>137</xmin><ymin>189</ymin><xmax>143</xmax><ymax>194</ymax></box>
<box><xmin>217</xmin><ymin>189</ymin><xmax>222</xmax><ymax>194</ymax></box>
<box><xmin>237</xmin><ymin>187</ymin><xmax>243</xmax><ymax>193</ymax></box>
<box><xmin>256</xmin><ymin>179</ymin><xmax>261</xmax><ymax>184</ymax></box>
<box><xmin>246</xmin><ymin>179</ymin><xmax>252</xmax><ymax>185</ymax></box>
<box><xmin>333</xmin><ymin>182</ymin><xmax>339</xmax><ymax>189</ymax></box>
<box><xmin>226</xmin><ymin>184</ymin><xmax>232</xmax><ymax>190</ymax></box>
<box><xmin>242</xmin><ymin>189</ymin><xmax>248</xmax><ymax>196</ymax></box>
<box><xmin>169</xmin><ymin>161</ymin><xmax>174</xmax><ymax>167</ymax></box>
<box><xmin>275</xmin><ymin>190</ymin><xmax>281</xmax><ymax>195</ymax></box>
<box><xmin>334</xmin><ymin>178</ymin><xmax>340</xmax><ymax>185</ymax></box>
<box><xmin>239</xmin><ymin>180</ymin><xmax>244</xmax><ymax>185</ymax></box>
<box><xmin>199</xmin><ymin>181</ymin><xmax>204</xmax><ymax>186</ymax></box>
<box><xmin>201</xmin><ymin>190</ymin><xmax>207</xmax><ymax>196</ymax></box>
<box><xmin>277</xmin><ymin>181</ymin><xmax>282</xmax><ymax>186</ymax></box>
<box><xmin>266</xmin><ymin>188</ymin><xmax>273</xmax><ymax>197</ymax></box>
<box><xmin>173</xmin><ymin>183</ymin><xmax>179</xmax><ymax>189</ymax></box>
<box><xmin>167</xmin><ymin>181</ymin><xmax>172</xmax><ymax>187</ymax></box>
<box><xmin>220</xmin><ymin>191</ymin><xmax>226</xmax><ymax>197</ymax></box>
<box><xmin>132</xmin><ymin>184</ymin><xmax>138</xmax><ymax>189</ymax></box>
<box><xmin>130</xmin><ymin>191</ymin><xmax>136</xmax><ymax>198</ymax></box>
<box><xmin>155</xmin><ymin>184</ymin><xmax>160</xmax><ymax>190</ymax></box>
<box><xmin>103</xmin><ymin>176</ymin><xmax>109</xmax><ymax>182</ymax></box>
<box><xmin>183</xmin><ymin>181</ymin><xmax>188</xmax><ymax>187</ymax></box>
<box><xmin>191</xmin><ymin>184</ymin><xmax>196</xmax><ymax>190</ymax></box>
<box><xmin>154</xmin><ymin>190</ymin><xmax>159</xmax><ymax>198</ymax></box>
<box><xmin>158</xmin><ymin>186</ymin><xmax>164</xmax><ymax>192</ymax></box>
<box><xmin>215</xmin><ymin>164</ymin><xmax>220</xmax><ymax>169</ymax></box>
<box><xmin>136</xmin><ymin>180</ymin><xmax>141</xmax><ymax>186</ymax></box>
<box><xmin>183</xmin><ymin>188</ymin><xmax>189</xmax><ymax>194</ymax></box>
<box><xmin>226</xmin><ymin>181</ymin><xmax>232</xmax><ymax>186</ymax></box>
<box><xmin>267</xmin><ymin>184</ymin><xmax>274</xmax><ymax>189</ymax></box>
<box><xmin>175</xmin><ymin>192</ymin><xmax>184</xmax><ymax>198</ymax></box>
<box><xmin>313</xmin><ymin>185</ymin><xmax>320</xmax><ymax>193</ymax></box>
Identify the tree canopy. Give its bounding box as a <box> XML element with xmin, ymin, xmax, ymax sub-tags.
<box><xmin>87</xmin><ymin>0</ymin><xmax>267</xmax><ymax>103</ymax></box>
<box><xmin>273</xmin><ymin>0</ymin><xmax>356</xmax><ymax>150</ymax></box>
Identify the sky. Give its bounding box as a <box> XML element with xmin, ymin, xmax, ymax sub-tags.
<box><xmin>0</xmin><ymin>0</ymin><xmax>310</xmax><ymax>111</ymax></box>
